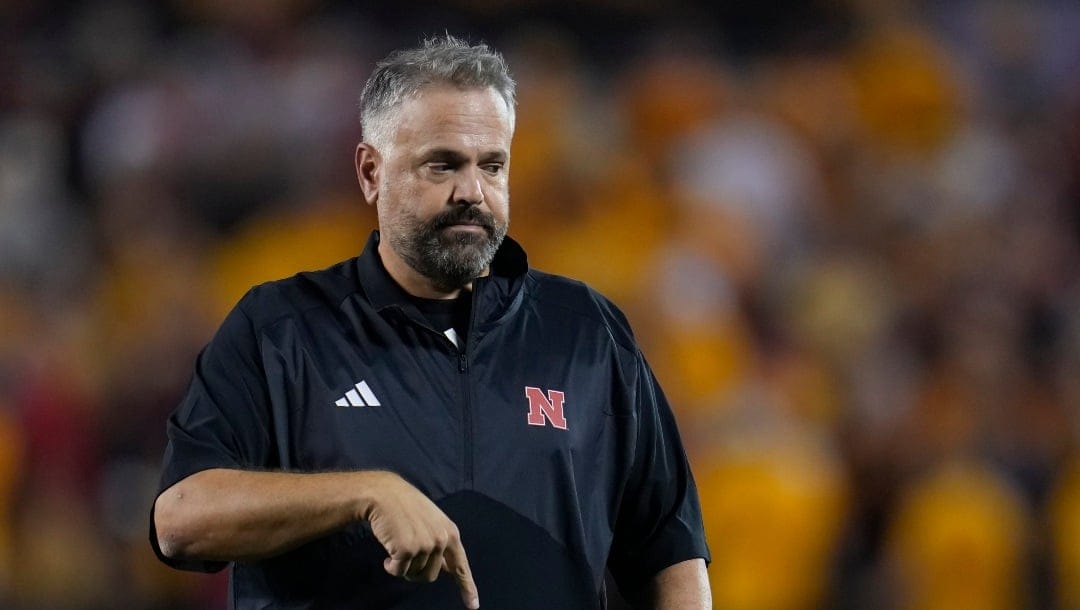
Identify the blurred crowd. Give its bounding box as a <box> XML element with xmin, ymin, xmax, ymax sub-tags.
<box><xmin>1</xmin><ymin>1</ymin><xmax>1079</xmax><ymax>609</ymax></box>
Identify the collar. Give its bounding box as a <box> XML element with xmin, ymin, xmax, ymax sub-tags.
<box><xmin>355</xmin><ymin>230</ymin><xmax>528</xmax><ymax>335</ymax></box>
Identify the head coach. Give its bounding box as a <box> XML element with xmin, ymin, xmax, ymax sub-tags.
<box><xmin>150</xmin><ymin>34</ymin><xmax>711</xmax><ymax>610</ymax></box>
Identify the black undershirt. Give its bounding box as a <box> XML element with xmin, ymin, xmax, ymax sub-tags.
<box><xmin>408</xmin><ymin>293</ymin><xmax>472</xmax><ymax>345</ymax></box>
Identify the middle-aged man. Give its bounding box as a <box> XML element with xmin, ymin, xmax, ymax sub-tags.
<box><xmin>151</xmin><ymin>35</ymin><xmax>711</xmax><ymax>609</ymax></box>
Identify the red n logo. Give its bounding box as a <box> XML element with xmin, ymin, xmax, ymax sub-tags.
<box><xmin>525</xmin><ymin>386</ymin><xmax>568</xmax><ymax>430</ymax></box>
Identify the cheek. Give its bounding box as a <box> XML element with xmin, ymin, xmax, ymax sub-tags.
<box><xmin>380</xmin><ymin>175</ymin><xmax>440</xmax><ymax>218</ymax></box>
<box><xmin>375</xmin><ymin>181</ymin><xmax>416</xmax><ymax>233</ymax></box>
<box><xmin>403</xmin><ymin>174</ymin><xmax>456</xmax><ymax>208</ymax></box>
<box><xmin>491</xmin><ymin>199</ymin><xmax>510</xmax><ymax>225</ymax></box>
<box><xmin>485</xmin><ymin>185</ymin><xmax>511</xmax><ymax>221</ymax></box>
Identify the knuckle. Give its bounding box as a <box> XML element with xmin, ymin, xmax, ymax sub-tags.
<box><xmin>399</xmin><ymin>536</ymin><xmax>418</xmax><ymax>554</ymax></box>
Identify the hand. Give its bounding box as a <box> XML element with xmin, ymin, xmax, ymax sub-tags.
<box><xmin>361</xmin><ymin>472</ymin><xmax>479</xmax><ymax>609</ymax></box>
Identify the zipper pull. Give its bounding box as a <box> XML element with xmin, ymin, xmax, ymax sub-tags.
<box><xmin>458</xmin><ymin>353</ymin><xmax>468</xmax><ymax>373</ymax></box>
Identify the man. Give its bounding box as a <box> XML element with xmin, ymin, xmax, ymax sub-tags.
<box><xmin>151</xmin><ymin>35</ymin><xmax>710</xmax><ymax>609</ymax></box>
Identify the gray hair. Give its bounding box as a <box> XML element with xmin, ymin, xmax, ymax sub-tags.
<box><xmin>360</xmin><ymin>34</ymin><xmax>516</xmax><ymax>148</ymax></box>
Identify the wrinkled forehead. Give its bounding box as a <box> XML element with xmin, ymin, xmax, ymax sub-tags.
<box><xmin>387</xmin><ymin>85</ymin><xmax>514</xmax><ymax>154</ymax></box>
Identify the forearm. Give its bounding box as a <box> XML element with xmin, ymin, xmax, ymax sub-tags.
<box><xmin>153</xmin><ymin>468</ymin><xmax>390</xmax><ymax>562</ymax></box>
<box><xmin>637</xmin><ymin>558</ymin><xmax>711</xmax><ymax>610</ymax></box>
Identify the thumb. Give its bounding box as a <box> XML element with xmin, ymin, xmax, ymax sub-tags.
<box><xmin>384</xmin><ymin>556</ymin><xmax>407</xmax><ymax>577</ymax></box>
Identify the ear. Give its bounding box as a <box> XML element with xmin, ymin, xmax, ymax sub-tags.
<box><xmin>355</xmin><ymin>142</ymin><xmax>381</xmax><ymax>206</ymax></box>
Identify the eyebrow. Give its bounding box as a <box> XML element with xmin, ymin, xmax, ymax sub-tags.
<box><xmin>419</xmin><ymin>148</ymin><xmax>509</xmax><ymax>164</ymax></box>
<box><xmin>421</xmin><ymin>148</ymin><xmax>469</xmax><ymax>164</ymax></box>
<box><xmin>479</xmin><ymin>150</ymin><xmax>509</xmax><ymax>163</ymax></box>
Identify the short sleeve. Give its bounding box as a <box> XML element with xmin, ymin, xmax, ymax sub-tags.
<box><xmin>149</xmin><ymin>298</ymin><xmax>274</xmax><ymax>572</ymax></box>
<box><xmin>607</xmin><ymin>352</ymin><xmax>711</xmax><ymax>594</ymax></box>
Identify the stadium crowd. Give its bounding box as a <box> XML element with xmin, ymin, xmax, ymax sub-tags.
<box><xmin>0</xmin><ymin>1</ymin><xmax>1078</xmax><ymax>608</ymax></box>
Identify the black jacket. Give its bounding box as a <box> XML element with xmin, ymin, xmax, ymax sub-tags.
<box><xmin>152</xmin><ymin>231</ymin><xmax>709</xmax><ymax>610</ymax></box>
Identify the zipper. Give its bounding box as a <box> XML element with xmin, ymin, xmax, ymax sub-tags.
<box><xmin>391</xmin><ymin>297</ymin><xmax>477</xmax><ymax>489</ymax></box>
<box><xmin>458</xmin><ymin>351</ymin><xmax>472</xmax><ymax>488</ymax></box>
<box><xmin>420</xmin><ymin>327</ymin><xmax>473</xmax><ymax>488</ymax></box>
<box><xmin>461</xmin><ymin>283</ymin><xmax>481</xmax><ymax>489</ymax></box>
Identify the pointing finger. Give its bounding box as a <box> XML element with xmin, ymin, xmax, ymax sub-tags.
<box><xmin>443</xmin><ymin>542</ymin><xmax>479</xmax><ymax>609</ymax></box>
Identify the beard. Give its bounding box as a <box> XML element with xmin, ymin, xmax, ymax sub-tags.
<box><xmin>387</xmin><ymin>204</ymin><xmax>508</xmax><ymax>292</ymax></box>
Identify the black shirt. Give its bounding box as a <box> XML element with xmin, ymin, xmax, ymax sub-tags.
<box><xmin>151</xmin><ymin>231</ymin><xmax>709</xmax><ymax>610</ymax></box>
<box><xmin>409</xmin><ymin>294</ymin><xmax>471</xmax><ymax>347</ymax></box>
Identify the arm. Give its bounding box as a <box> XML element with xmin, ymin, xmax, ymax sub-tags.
<box><xmin>639</xmin><ymin>559</ymin><xmax>711</xmax><ymax>609</ymax></box>
<box><xmin>155</xmin><ymin>467</ymin><xmax>373</xmax><ymax>561</ymax></box>
<box><xmin>154</xmin><ymin>468</ymin><xmax>479</xmax><ymax>609</ymax></box>
<box><xmin>607</xmin><ymin>347</ymin><xmax>712</xmax><ymax>605</ymax></box>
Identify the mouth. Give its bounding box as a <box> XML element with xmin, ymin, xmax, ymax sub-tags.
<box><xmin>431</xmin><ymin>208</ymin><xmax>495</xmax><ymax>238</ymax></box>
<box><xmin>440</xmin><ymin>216</ymin><xmax>490</xmax><ymax>230</ymax></box>
<box><xmin>443</xmin><ymin>223</ymin><xmax>488</xmax><ymax>234</ymax></box>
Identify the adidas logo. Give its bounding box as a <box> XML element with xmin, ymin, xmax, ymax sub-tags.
<box><xmin>334</xmin><ymin>380</ymin><xmax>381</xmax><ymax>408</ymax></box>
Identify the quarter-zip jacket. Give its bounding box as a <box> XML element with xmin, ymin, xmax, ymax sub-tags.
<box><xmin>151</xmin><ymin>231</ymin><xmax>709</xmax><ymax>610</ymax></box>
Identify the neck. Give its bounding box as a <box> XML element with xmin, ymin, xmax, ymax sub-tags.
<box><xmin>378</xmin><ymin>239</ymin><xmax>479</xmax><ymax>299</ymax></box>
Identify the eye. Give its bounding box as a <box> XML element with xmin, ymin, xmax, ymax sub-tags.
<box><xmin>428</xmin><ymin>163</ymin><xmax>451</xmax><ymax>174</ymax></box>
<box><xmin>482</xmin><ymin>163</ymin><xmax>504</xmax><ymax>175</ymax></box>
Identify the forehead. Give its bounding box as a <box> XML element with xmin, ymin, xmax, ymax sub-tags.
<box><xmin>388</xmin><ymin>86</ymin><xmax>513</xmax><ymax>155</ymax></box>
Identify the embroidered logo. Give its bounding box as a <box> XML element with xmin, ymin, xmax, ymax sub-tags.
<box><xmin>335</xmin><ymin>380</ymin><xmax>382</xmax><ymax>408</ymax></box>
<box><xmin>525</xmin><ymin>386</ymin><xmax>567</xmax><ymax>430</ymax></box>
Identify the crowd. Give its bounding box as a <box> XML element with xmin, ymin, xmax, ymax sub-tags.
<box><xmin>1</xmin><ymin>1</ymin><xmax>1078</xmax><ymax>608</ymax></box>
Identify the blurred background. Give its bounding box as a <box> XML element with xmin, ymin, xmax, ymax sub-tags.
<box><xmin>1</xmin><ymin>0</ymin><xmax>1079</xmax><ymax>608</ymax></box>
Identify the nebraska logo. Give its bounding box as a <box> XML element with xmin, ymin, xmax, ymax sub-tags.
<box><xmin>525</xmin><ymin>386</ymin><xmax>568</xmax><ymax>430</ymax></box>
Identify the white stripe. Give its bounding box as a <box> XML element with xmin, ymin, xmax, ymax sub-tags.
<box><xmin>335</xmin><ymin>397</ymin><xmax>349</xmax><ymax>407</ymax></box>
<box><xmin>443</xmin><ymin>328</ymin><xmax>460</xmax><ymax>348</ymax></box>
<box><xmin>356</xmin><ymin>381</ymin><xmax>380</xmax><ymax>407</ymax></box>
<box><xmin>345</xmin><ymin>389</ymin><xmax>364</xmax><ymax>407</ymax></box>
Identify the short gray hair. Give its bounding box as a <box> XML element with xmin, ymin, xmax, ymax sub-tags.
<box><xmin>360</xmin><ymin>34</ymin><xmax>516</xmax><ymax>147</ymax></box>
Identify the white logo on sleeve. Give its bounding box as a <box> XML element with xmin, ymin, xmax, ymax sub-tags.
<box><xmin>334</xmin><ymin>380</ymin><xmax>381</xmax><ymax>407</ymax></box>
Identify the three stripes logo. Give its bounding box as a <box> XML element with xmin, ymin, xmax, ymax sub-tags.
<box><xmin>334</xmin><ymin>380</ymin><xmax>381</xmax><ymax>408</ymax></box>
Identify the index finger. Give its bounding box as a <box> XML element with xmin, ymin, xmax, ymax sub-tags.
<box><xmin>442</xmin><ymin>540</ymin><xmax>479</xmax><ymax>609</ymax></box>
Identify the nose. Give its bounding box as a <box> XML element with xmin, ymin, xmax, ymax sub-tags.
<box><xmin>451</xmin><ymin>166</ymin><xmax>484</xmax><ymax>206</ymax></box>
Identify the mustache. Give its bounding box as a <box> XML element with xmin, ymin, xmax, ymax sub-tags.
<box><xmin>428</xmin><ymin>206</ymin><xmax>497</xmax><ymax>233</ymax></box>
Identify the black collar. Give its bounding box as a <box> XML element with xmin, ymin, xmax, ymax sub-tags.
<box><xmin>355</xmin><ymin>230</ymin><xmax>528</xmax><ymax>335</ymax></box>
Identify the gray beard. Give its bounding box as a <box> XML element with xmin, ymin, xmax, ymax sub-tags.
<box><xmin>390</xmin><ymin>206</ymin><xmax>508</xmax><ymax>292</ymax></box>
